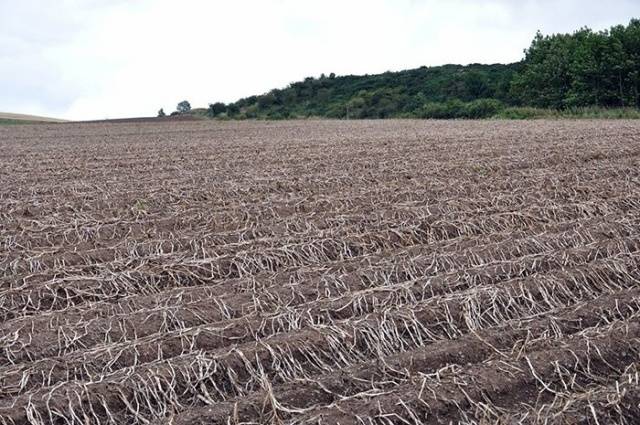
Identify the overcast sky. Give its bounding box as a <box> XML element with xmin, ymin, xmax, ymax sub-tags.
<box><xmin>2</xmin><ymin>0</ymin><xmax>639</xmax><ymax>120</ymax></box>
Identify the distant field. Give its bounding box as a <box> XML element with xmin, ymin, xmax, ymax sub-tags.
<box><xmin>1</xmin><ymin>120</ymin><xmax>640</xmax><ymax>424</ymax></box>
<box><xmin>0</xmin><ymin>112</ymin><xmax>67</xmax><ymax>124</ymax></box>
<box><xmin>78</xmin><ymin>114</ymin><xmax>206</xmax><ymax>124</ymax></box>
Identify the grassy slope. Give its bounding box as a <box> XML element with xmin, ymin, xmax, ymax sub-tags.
<box><xmin>0</xmin><ymin>112</ymin><xmax>68</xmax><ymax>124</ymax></box>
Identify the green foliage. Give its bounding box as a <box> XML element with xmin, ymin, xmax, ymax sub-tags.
<box><xmin>176</xmin><ymin>100</ymin><xmax>191</xmax><ymax>114</ymax></box>
<box><xmin>226</xmin><ymin>103</ymin><xmax>240</xmax><ymax>117</ymax></box>
<box><xmin>219</xmin><ymin>64</ymin><xmax>517</xmax><ymax>120</ymax></box>
<box><xmin>496</xmin><ymin>106</ymin><xmax>640</xmax><ymax>119</ymax></box>
<box><xmin>157</xmin><ymin>108</ymin><xmax>166</xmax><ymax>117</ymax></box>
<box><xmin>208</xmin><ymin>102</ymin><xmax>227</xmax><ymax>117</ymax></box>
<box><xmin>419</xmin><ymin>99</ymin><xmax>505</xmax><ymax>119</ymax></box>
<box><xmin>464</xmin><ymin>99</ymin><xmax>505</xmax><ymax>118</ymax></box>
<box><xmin>205</xmin><ymin>19</ymin><xmax>640</xmax><ymax>120</ymax></box>
<box><xmin>514</xmin><ymin>20</ymin><xmax>640</xmax><ymax>109</ymax></box>
<box><xmin>420</xmin><ymin>100</ymin><xmax>467</xmax><ymax>119</ymax></box>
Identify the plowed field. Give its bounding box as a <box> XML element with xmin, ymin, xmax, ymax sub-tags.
<box><xmin>1</xmin><ymin>119</ymin><xmax>640</xmax><ymax>424</ymax></box>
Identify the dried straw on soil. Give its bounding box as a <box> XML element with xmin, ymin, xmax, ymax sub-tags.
<box><xmin>1</xmin><ymin>119</ymin><xmax>640</xmax><ymax>424</ymax></box>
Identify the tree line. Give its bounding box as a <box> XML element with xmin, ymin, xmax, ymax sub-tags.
<box><xmin>164</xmin><ymin>19</ymin><xmax>640</xmax><ymax>120</ymax></box>
<box><xmin>513</xmin><ymin>20</ymin><xmax>640</xmax><ymax>109</ymax></box>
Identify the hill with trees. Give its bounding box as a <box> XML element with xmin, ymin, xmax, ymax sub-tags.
<box><xmin>212</xmin><ymin>64</ymin><xmax>519</xmax><ymax>119</ymax></box>
<box><xmin>200</xmin><ymin>19</ymin><xmax>640</xmax><ymax>119</ymax></box>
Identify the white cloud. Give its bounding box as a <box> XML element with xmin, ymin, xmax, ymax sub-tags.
<box><xmin>2</xmin><ymin>0</ymin><xmax>640</xmax><ymax>120</ymax></box>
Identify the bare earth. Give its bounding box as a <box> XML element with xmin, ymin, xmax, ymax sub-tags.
<box><xmin>1</xmin><ymin>119</ymin><xmax>640</xmax><ymax>424</ymax></box>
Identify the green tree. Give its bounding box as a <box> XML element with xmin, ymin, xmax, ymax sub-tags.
<box><xmin>464</xmin><ymin>71</ymin><xmax>490</xmax><ymax>99</ymax></box>
<box><xmin>226</xmin><ymin>103</ymin><xmax>240</xmax><ymax>116</ymax></box>
<box><xmin>257</xmin><ymin>92</ymin><xmax>277</xmax><ymax>108</ymax></box>
<box><xmin>208</xmin><ymin>102</ymin><xmax>227</xmax><ymax>117</ymax></box>
<box><xmin>512</xmin><ymin>20</ymin><xmax>640</xmax><ymax>109</ymax></box>
<box><xmin>176</xmin><ymin>100</ymin><xmax>191</xmax><ymax>114</ymax></box>
<box><xmin>511</xmin><ymin>31</ymin><xmax>574</xmax><ymax>108</ymax></box>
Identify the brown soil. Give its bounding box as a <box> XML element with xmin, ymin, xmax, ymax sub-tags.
<box><xmin>1</xmin><ymin>119</ymin><xmax>640</xmax><ymax>424</ymax></box>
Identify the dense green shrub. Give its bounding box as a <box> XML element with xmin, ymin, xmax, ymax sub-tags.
<box><xmin>208</xmin><ymin>102</ymin><xmax>227</xmax><ymax>117</ymax></box>
<box><xmin>420</xmin><ymin>100</ymin><xmax>466</xmax><ymax>119</ymax></box>
<box><xmin>463</xmin><ymin>99</ymin><xmax>505</xmax><ymax>118</ymax></box>
<box><xmin>418</xmin><ymin>99</ymin><xmax>504</xmax><ymax>119</ymax></box>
